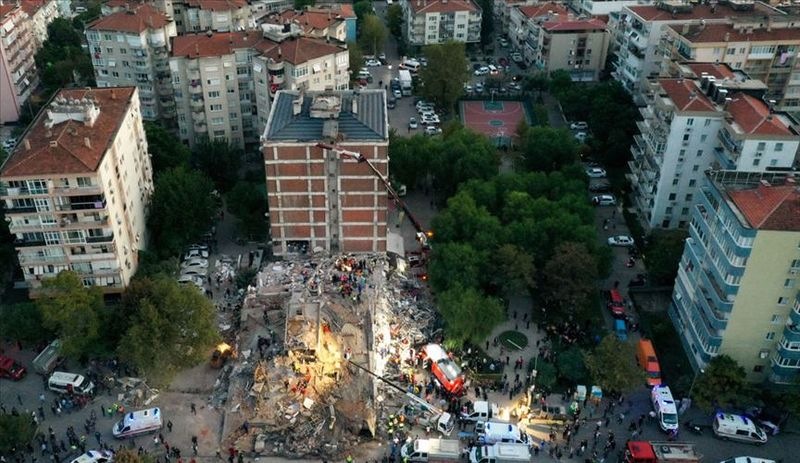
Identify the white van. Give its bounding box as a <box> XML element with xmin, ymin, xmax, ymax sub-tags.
<box><xmin>113</xmin><ymin>408</ymin><xmax>163</xmax><ymax>439</ymax></box>
<box><xmin>69</xmin><ymin>450</ymin><xmax>114</xmax><ymax>463</ymax></box>
<box><xmin>477</xmin><ymin>421</ymin><xmax>529</xmax><ymax>446</ymax></box>
<box><xmin>712</xmin><ymin>413</ymin><xmax>768</xmax><ymax>445</ymax></box>
<box><xmin>400</xmin><ymin>439</ymin><xmax>460</xmax><ymax>463</ymax></box>
<box><xmin>470</xmin><ymin>443</ymin><xmax>531</xmax><ymax>463</ymax></box>
<box><xmin>651</xmin><ymin>385</ymin><xmax>678</xmax><ymax>432</ymax></box>
<box><xmin>48</xmin><ymin>371</ymin><xmax>95</xmax><ymax>396</ymax></box>
<box><xmin>400</xmin><ymin>59</ymin><xmax>421</xmax><ymax>74</ymax></box>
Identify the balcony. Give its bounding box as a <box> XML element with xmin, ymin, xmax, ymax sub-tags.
<box><xmin>189</xmin><ymin>84</ymin><xmax>202</xmax><ymax>95</ymax></box>
<box><xmin>191</xmin><ymin>110</ymin><xmax>205</xmax><ymax>123</ymax></box>
<box><xmin>4</xmin><ymin>205</ymin><xmax>37</xmax><ymax>214</ymax></box>
<box><xmin>188</xmin><ymin>70</ymin><xmax>201</xmax><ymax>80</ymax></box>
<box><xmin>52</xmin><ymin>184</ymin><xmax>103</xmax><ymax>196</ymax></box>
<box><xmin>194</xmin><ymin>123</ymin><xmax>207</xmax><ymax>133</ymax></box>
<box><xmin>57</xmin><ymin>195</ymin><xmax>106</xmax><ymax>211</ymax></box>
<box><xmin>86</xmin><ymin>233</ymin><xmax>114</xmax><ymax>244</ymax></box>
<box><xmin>14</xmin><ymin>238</ymin><xmax>47</xmax><ymax>247</ymax></box>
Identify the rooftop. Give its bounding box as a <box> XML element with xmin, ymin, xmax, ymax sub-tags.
<box><xmin>543</xmin><ymin>18</ymin><xmax>606</xmax><ymax>32</ymax></box>
<box><xmin>184</xmin><ymin>0</ymin><xmax>248</xmax><ymax>11</ymax></box>
<box><xmin>680</xmin><ymin>62</ymin><xmax>738</xmax><ymax>80</ymax></box>
<box><xmin>627</xmin><ymin>2</ymin><xmax>778</xmax><ymax>22</ymax></box>
<box><xmin>88</xmin><ymin>4</ymin><xmax>172</xmax><ymax>33</ymax></box>
<box><xmin>264</xmin><ymin>90</ymin><xmax>388</xmax><ymax>142</ymax></box>
<box><xmin>518</xmin><ymin>3</ymin><xmax>569</xmax><ymax>19</ymax></box>
<box><xmin>407</xmin><ymin>0</ymin><xmax>478</xmax><ymax>15</ymax></box>
<box><xmin>659</xmin><ymin>78</ymin><xmax>716</xmax><ymax>112</ymax></box>
<box><xmin>725</xmin><ymin>93</ymin><xmax>794</xmax><ymax>136</ymax></box>
<box><xmin>725</xmin><ymin>178</ymin><xmax>800</xmax><ymax>231</ymax></box>
<box><xmin>669</xmin><ymin>23</ymin><xmax>800</xmax><ymax>44</ymax></box>
<box><xmin>20</xmin><ymin>0</ymin><xmax>51</xmax><ymax>17</ymax></box>
<box><xmin>0</xmin><ymin>87</ymin><xmax>137</xmax><ymax>177</ymax></box>
<box><xmin>171</xmin><ymin>31</ymin><xmax>345</xmax><ymax>64</ymax></box>
<box><xmin>0</xmin><ymin>2</ymin><xmax>20</xmax><ymax>19</ymax></box>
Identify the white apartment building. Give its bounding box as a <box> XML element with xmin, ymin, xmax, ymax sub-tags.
<box><xmin>609</xmin><ymin>1</ymin><xmax>786</xmax><ymax>99</ymax></box>
<box><xmin>571</xmin><ymin>0</ymin><xmax>641</xmax><ymax>16</ymax></box>
<box><xmin>170</xmin><ymin>29</ymin><xmax>349</xmax><ymax>148</ymax></box>
<box><xmin>629</xmin><ymin>68</ymin><xmax>800</xmax><ymax>230</ymax></box>
<box><xmin>171</xmin><ymin>0</ymin><xmax>251</xmax><ymax>33</ymax></box>
<box><xmin>403</xmin><ymin>0</ymin><xmax>482</xmax><ymax>46</ymax></box>
<box><xmin>21</xmin><ymin>0</ymin><xmax>60</xmax><ymax>48</ymax></box>
<box><xmin>494</xmin><ymin>0</ymin><xmax>536</xmax><ymax>31</ymax></box>
<box><xmin>0</xmin><ymin>87</ymin><xmax>153</xmax><ymax>295</ymax></box>
<box><xmin>86</xmin><ymin>4</ymin><xmax>178</xmax><ymax>121</ymax></box>
<box><xmin>0</xmin><ymin>2</ymin><xmax>39</xmax><ymax>124</ymax></box>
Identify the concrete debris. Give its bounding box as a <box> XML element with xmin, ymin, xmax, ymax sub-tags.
<box><xmin>115</xmin><ymin>377</ymin><xmax>159</xmax><ymax>408</ymax></box>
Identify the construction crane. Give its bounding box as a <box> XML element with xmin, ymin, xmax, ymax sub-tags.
<box><xmin>316</xmin><ymin>142</ymin><xmax>433</xmax><ymax>248</ymax></box>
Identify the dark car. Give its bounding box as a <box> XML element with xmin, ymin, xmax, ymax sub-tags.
<box><xmin>0</xmin><ymin>355</ymin><xmax>27</xmax><ymax>380</ymax></box>
<box><xmin>589</xmin><ymin>183</ymin><xmax>612</xmax><ymax>193</ymax></box>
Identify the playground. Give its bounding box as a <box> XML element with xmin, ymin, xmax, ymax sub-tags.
<box><xmin>460</xmin><ymin>100</ymin><xmax>532</xmax><ymax>146</ymax></box>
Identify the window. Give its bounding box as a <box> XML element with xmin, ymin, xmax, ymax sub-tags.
<box><xmin>209</xmin><ymin>104</ymin><xmax>223</xmax><ymax>112</ymax></box>
<box><xmin>208</xmin><ymin>91</ymin><xmax>220</xmax><ymax>98</ymax></box>
<box><xmin>757</xmin><ymin>142</ymin><xmax>766</xmax><ymax>151</ymax></box>
<box><xmin>207</xmin><ymin>78</ymin><xmax>220</xmax><ymax>86</ymax></box>
<box><xmin>681</xmin><ymin>208</ymin><xmax>689</xmax><ymax>215</ymax></box>
<box><xmin>775</xmin><ymin>142</ymin><xmax>783</xmax><ymax>152</ymax></box>
<box><xmin>696</xmin><ymin>150</ymin><xmax>703</xmax><ymax>157</ymax></box>
<box><xmin>771</xmin><ymin>315</ymin><xmax>783</xmax><ymax>324</ymax></box>
<box><xmin>765</xmin><ymin>332</ymin><xmax>775</xmax><ymax>340</ymax></box>
<box><xmin>688</xmin><ymin>179</ymin><xmax>696</xmax><ymax>187</ymax></box>
<box><xmin>672</xmin><ymin>179</ymin><xmax>679</xmax><ymax>186</ymax></box>
<box><xmin>792</xmin><ymin>259</ymin><xmax>800</xmax><ymax>269</ymax></box>
<box><xmin>692</xmin><ymin>164</ymin><xmax>699</xmax><ymax>172</ymax></box>
<box><xmin>700</xmin><ymin>134</ymin><xmax>707</xmax><ymax>142</ymax></box>
<box><xmin>685</xmin><ymin>194</ymin><xmax>693</xmax><ymax>201</ymax></box>
<box><xmin>770</xmin><ymin>159</ymin><xmax>778</xmax><ymax>167</ymax></box>
<box><xmin>211</xmin><ymin>117</ymin><xmax>224</xmax><ymax>125</ymax></box>
<box><xmin>687</xmin><ymin>118</ymin><xmax>694</xmax><ymax>126</ymax></box>
<box><xmin>293</xmin><ymin>66</ymin><xmax>308</xmax><ymax>78</ymax></box>
<box><xmin>106</xmin><ymin>47</ymin><xmax>114</xmax><ymax>54</ymax></box>
<box><xmin>777</xmin><ymin>297</ymin><xmax>788</xmax><ymax>305</ymax></box>
<box><xmin>683</xmin><ymin>133</ymin><xmax>690</xmax><ymax>141</ymax></box>
<box><xmin>704</xmin><ymin>119</ymin><xmax>711</xmax><ymax>127</ymax></box>
<box><xmin>120</xmin><ymin>48</ymin><xmax>127</xmax><ymax>54</ymax></box>
<box><xmin>753</xmin><ymin>159</ymin><xmax>761</xmax><ymax>167</ymax></box>
<box><xmin>666</xmin><ymin>207</ymin><xmax>673</xmax><ymax>214</ymax></box>
<box><xmin>668</xmin><ymin>193</ymin><xmax>676</xmax><ymax>201</ymax></box>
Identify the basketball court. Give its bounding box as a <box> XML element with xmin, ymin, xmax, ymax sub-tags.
<box><xmin>460</xmin><ymin>100</ymin><xmax>532</xmax><ymax>146</ymax></box>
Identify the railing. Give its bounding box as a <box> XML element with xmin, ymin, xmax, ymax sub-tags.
<box><xmin>86</xmin><ymin>233</ymin><xmax>114</xmax><ymax>244</ymax></box>
<box><xmin>14</xmin><ymin>238</ymin><xmax>47</xmax><ymax>247</ymax></box>
<box><xmin>5</xmin><ymin>205</ymin><xmax>37</xmax><ymax>213</ymax></box>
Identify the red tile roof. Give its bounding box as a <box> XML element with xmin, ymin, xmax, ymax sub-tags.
<box><xmin>0</xmin><ymin>3</ymin><xmax>20</xmax><ymax>19</ymax></box>
<box><xmin>543</xmin><ymin>18</ymin><xmax>606</xmax><ymax>32</ymax></box>
<box><xmin>727</xmin><ymin>182</ymin><xmax>800</xmax><ymax>231</ymax></box>
<box><xmin>628</xmin><ymin>3</ymin><xmax>775</xmax><ymax>22</ymax></box>
<box><xmin>184</xmin><ymin>0</ymin><xmax>247</xmax><ymax>12</ymax></box>
<box><xmin>20</xmin><ymin>0</ymin><xmax>48</xmax><ymax>16</ymax></box>
<box><xmin>683</xmin><ymin>62</ymin><xmax>736</xmax><ymax>80</ymax></box>
<box><xmin>1</xmin><ymin>87</ymin><xmax>137</xmax><ymax>177</ymax></box>
<box><xmin>88</xmin><ymin>4</ymin><xmax>171</xmax><ymax>33</ymax></box>
<box><xmin>408</xmin><ymin>0</ymin><xmax>478</xmax><ymax>14</ymax></box>
<box><xmin>276</xmin><ymin>9</ymin><xmax>346</xmax><ymax>33</ymax></box>
<box><xmin>518</xmin><ymin>3</ymin><xmax>568</xmax><ymax>19</ymax></box>
<box><xmin>669</xmin><ymin>23</ymin><xmax>800</xmax><ymax>44</ymax></box>
<box><xmin>171</xmin><ymin>31</ymin><xmax>345</xmax><ymax>64</ymax></box>
<box><xmin>658</xmin><ymin>78</ymin><xmax>716</xmax><ymax>112</ymax></box>
<box><xmin>726</xmin><ymin>93</ymin><xmax>792</xmax><ymax>136</ymax></box>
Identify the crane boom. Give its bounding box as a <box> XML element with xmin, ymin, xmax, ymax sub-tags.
<box><xmin>317</xmin><ymin>142</ymin><xmax>431</xmax><ymax>246</ymax></box>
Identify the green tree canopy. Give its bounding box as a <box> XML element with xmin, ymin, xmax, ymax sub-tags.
<box><xmin>359</xmin><ymin>14</ymin><xmax>387</xmax><ymax>56</ymax></box>
<box><xmin>585</xmin><ymin>334</ymin><xmax>645</xmax><ymax>393</ymax></box>
<box><xmin>144</xmin><ymin>122</ymin><xmax>190</xmax><ymax>174</ymax></box>
<box><xmin>190</xmin><ymin>138</ymin><xmax>242</xmax><ymax>192</ymax></box>
<box><xmin>476</xmin><ymin>0</ymin><xmax>494</xmax><ymax>44</ymax></box>
<box><xmin>439</xmin><ymin>285</ymin><xmax>504</xmax><ymax>349</ymax></box>
<box><xmin>690</xmin><ymin>355</ymin><xmax>750</xmax><ymax>411</ymax></box>
<box><xmin>644</xmin><ymin>230</ymin><xmax>688</xmax><ymax>285</ymax></box>
<box><xmin>518</xmin><ymin>126</ymin><xmax>579</xmax><ymax>172</ymax></box>
<box><xmin>387</xmin><ymin>4</ymin><xmax>403</xmax><ymax>37</ymax></box>
<box><xmin>533</xmin><ymin>360</ymin><xmax>557</xmax><ymax>392</ymax></box>
<box><xmin>37</xmin><ymin>271</ymin><xmax>103</xmax><ymax>360</ymax></box>
<box><xmin>419</xmin><ymin>42</ymin><xmax>470</xmax><ymax>112</ymax></box>
<box><xmin>119</xmin><ymin>276</ymin><xmax>220</xmax><ymax>385</ymax></box>
<box><xmin>428</xmin><ymin>242</ymin><xmax>485</xmax><ymax>293</ymax></box>
<box><xmin>347</xmin><ymin>42</ymin><xmax>364</xmax><ymax>80</ymax></box>
<box><xmin>0</xmin><ymin>302</ymin><xmax>53</xmax><ymax>345</ymax></box>
<box><xmin>491</xmin><ymin>244</ymin><xmax>536</xmax><ymax>297</ymax></box>
<box><xmin>294</xmin><ymin>0</ymin><xmax>315</xmax><ymax>9</ymax></box>
<box><xmin>353</xmin><ymin>0</ymin><xmax>373</xmax><ymax>22</ymax></box>
<box><xmin>432</xmin><ymin>128</ymin><xmax>499</xmax><ymax>200</ymax></box>
<box><xmin>147</xmin><ymin>166</ymin><xmax>217</xmax><ymax>258</ymax></box>
<box><xmin>557</xmin><ymin>347</ymin><xmax>588</xmax><ymax>384</ymax></box>
<box><xmin>542</xmin><ymin>242</ymin><xmax>598</xmax><ymax>318</ymax></box>
<box><xmin>0</xmin><ymin>414</ymin><xmax>36</xmax><ymax>455</ymax></box>
<box><xmin>35</xmin><ymin>18</ymin><xmax>94</xmax><ymax>92</ymax></box>
<box><xmin>388</xmin><ymin>134</ymin><xmax>436</xmax><ymax>189</ymax></box>
<box><xmin>225</xmin><ymin>179</ymin><xmax>268</xmax><ymax>240</ymax></box>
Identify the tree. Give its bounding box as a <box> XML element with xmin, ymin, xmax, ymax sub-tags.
<box><xmin>690</xmin><ymin>355</ymin><xmax>749</xmax><ymax>412</ymax></box>
<box><xmin>490</xmin><ymin>244</ymin><xmax>536</xmax><ymax>297</ymax></box>
<box><xmin>387</xmin><ymin>4</ymin><xmax>403</xmax><ymax>38</ymax></box>
<box><xmin>557</xmin><ymin>347</ymin><xmax>588</xmax><ymax>384</ymax></box>
<box><xmin>427</xmin><ymin>242</ymin><xmax>485</xmax><ymax>293</ymax></box>
<box><xmin>438</xmin><ymin>285</ymin><xmax>504</xmax><ymax>349</ymax></box>
<box><xmin>36</xmin><ymin>271</ymin><xmax>103</xmax><ymax>360</ymax></box>
<box><xmin>432</xmin><ymin>127</ymin><xmax>498</xmax><ymax>200</ymax></box>
<box><xmin>584</xmin><ymin>334</ymin><xmax>645</xmax><ymax>393</ymax></box>
<box><xmin>147</xmin><ymin>167</ymin><xmax>217</xmax><ymax>258</ymax></box>
<box><xmin>119</xmin><ymin>276</ymin><xmax>220</xmax><ymax>385</ymax></box>
<box><xmin>476</xmin><ymin>0</ymin><xmax>494</xmax><ymax>45</ymax></box>
<box><xmin>0</xmin><ymin>302</ymin><xmax>53</xmax><ymax>345</ymax></box>
<box><xmin>347</xmin><ymin>42</ymin><xmax>364</xmax><ymax>81</ymax></box>
<box><xmin>353</xmin><ymin>0</ymin><xmax>373</xmax><ymax>23</ymax></box>
<box><xmin>144</xmin><ymin>122</ymin><xmax>190</xmax><ymax>174</ymax></box>
<box><xmin>419</xmin><ymin>42</ymin><xmax>470</xmax><ymax>112</ymax></box>
<box><xmin>0</xmin><ymin>414</ymin><xmax>36</xmax><ymax>455</ymax></box>
<box><xmin>225</xmin><ymin>180</ymin><xmax>268</xmax><ymax>240</ymax></box>
<box><xmin>294</xmin><ymin>0</ymin><xmax>314</xmax><ymax>9</ymax></box>
<box><xmin>359</xmin><ymin>15</ymin><xmax>387</xmax><ymax>56</ymax></box>
<box><xmin>542</xmin><ymin>242</ymin><xmax>598</xmax><ymax>317</ymax></box>
<box><xmin>644</xmin><ymin>230</ymin><xmax>688</xmax><ymax>285</ymax></box>
<box><xmin>190</xmin><ymin>138</ymin><xmax>242</xmax><ymax>192</ymax></box>
<box><xmin>523</xmin><ymin>73</ymin><xmax>549</xmax><ymax>100</ymax></box>
<box><xmin>35</xmin><ymin>18</ymin><xmax>94</xmax><ymax>92</ymax></box>
<box><xmin>388</xmin><ymin>134</ymin><xmax>436</xmax><ymax>189</ymax></box>
<box><xmin>519</xmin><ymin>126</ymin><xmax>578</xmax><ymax>172</ymax></box>
<box><xmin>533</xmin><ymin>360</ymin><xmax>557</xmax><ymax>392</ymax></box>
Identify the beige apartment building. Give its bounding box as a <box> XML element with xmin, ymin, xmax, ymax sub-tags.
<box><xmin>86</xmin><ymin>3</ymin><xmax>178</xmax><ymax>121</ymax></box>
<box><xmin>662</xmin><ymin>21</ymin><xmax>800</xmax><ymax>115</ymax></box>
<box><xmin>403</xmin><ymin>0</ymin><xmax>482</xmax><ymax>46</ymax></box>
<box><xmin>20</xmin><ymin>0</ymin><xmax>60</xmax><ymax>48</ymax></box>
<box><xmin>171</xmin><ymin>0</ymin><xmax>251</xmax><ymax>33</ymax></box>
<box><xmin>170</xmin><ymin>29</ymin><xmax>349</xmax><ymax>148</ymax></box>
<box><xmin>510</xmin><ymin>2</ymin><xmax>609</xmax><ymax>81</ymax></box>
<box><xmin>0</xmin><ymin>87</ymin><xmax>153</xmax><ymax>296</ymax></box>
<box><xmin>261</xmin><ymin>5</ymin><xmax>357</xmax><ymax>43</ymax></box>
<box><xmin>0</xmin><ymin>2</ymin><xmax>39</xmax><ymax>124</ymax></box>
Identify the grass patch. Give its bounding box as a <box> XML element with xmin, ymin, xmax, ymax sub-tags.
<box><xmin>637</xmin><ymin>308</ymin><xmax>694</xmax><ymax>396</ymax></box>
<box><xmin>499</xmin><ymin>330</ymin><xmax>528</xmax><ymax>350</ymax></box>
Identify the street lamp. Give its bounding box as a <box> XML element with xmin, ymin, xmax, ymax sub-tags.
<box><xmin>687</xmin><ymin>368</ymin><xmax>705</xmax><ymax>398</ymax></box>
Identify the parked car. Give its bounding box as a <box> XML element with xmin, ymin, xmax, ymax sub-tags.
<box><xmin>592</xmin><ymin>194</ymin><xmax>616</xmax><ymax>206</ymax></box>
<box><xmin>178</xmin><ymin>274</ymin><xmax>204</xmax><ymax>289</ymax></box>
<box><xmin>181</xmin><ymin>267</ymin><xmax>208</xmax><ymax>277</ymax></box>
<box><xmin>365</xmin><ymin>58</ymin><xmax>381</xmax><ymax>67</ymax></box>
<box><xmin>393</xmin><ymin>89</ymin><xmax>402</xmax><ymax>99</ymax></box>
<box><xmin>425</xmin><ymin>126</ymin><xmax>442</xmax><ymax>136</ymax></box>
<box><xmin>510</xmin><ymin>52</ymin><xmax>523</xmax><ymax>62</ymax></box>
<box><xmin>608</xmin><ymin>235</ymin><xmax>636</xmax><ymax>247</ymax></box>
<box><xmin>474</xmin><ymin>66</ymin><xmax>490</xmax><ymax>76</ymax></box>
<box><xmin>2</xmin><ymin>138</ymin><xmax>17</xmax><ymax>151</ymax></box>
<box><xmin>409</xmin><ymin>117</ymin><xmax>418</xmax><ymax>129</ymax></box>
<box><xmin>475</xmin><ymin>83</ymin><xmax>484</xmax><ymax>93</ymax></box>
<box><xmin>586</xmin><ymin>167</ymin><xmax>607</xmax><ymax>178</ymax></box>
<box><xmin>589</xmin><ymin>182</ymin><xmax>612</xmax><ymax>193</ymax></box>
<box><xmin>69</xmin><ymin>450</ymin><xmax>115</xmax><ymax>463</ymax></box>
<box><xmin>181</xmin><ymin>258</ymin><xmax>209</xmax><ymax>270</ymax></box>
<box><xmin>574</xmin><ymin>132</ymin><xmax>589</xmax><ymax>143</ymax></box>
<box><xmin>421</xmin><ymin>114</ymin><xmax>440</xmax><ymax>125</ymax></box>
<box><xmin>184</xmin><ymin>249</ymin><xmax>209</xmax><ymax>260</ymax></box>
<box><xmin>0</xmin><ymin>355</ymin><xmax>26</xmax><ymax>380</ymax></box>
<box><xmin>464</xmin><ymin>84</ymin><xmax>473</xmax><ymax>93</ymax></box>
<box><xmin>570</xmin><ymin>121</ymin><xmax>589</xmax><ymax>131</ymax></box>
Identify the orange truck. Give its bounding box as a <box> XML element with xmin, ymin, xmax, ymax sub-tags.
<box><xmin>636</xmin><ymin>339</ymin><xmax>662</xmax><ymax>386</ymax></box>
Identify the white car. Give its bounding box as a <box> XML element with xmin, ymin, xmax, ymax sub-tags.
<box><xmin>2</xmin><ymin>138</ymin><xmax>16</xmax><ymax>150</ymax></box>
<box><xmin>184</xmin><ymin>249</ymin><xmax>209</xmax><ymax>260</ymax></box>
<box><xmin>181</xmin><ymin>258</ymin><xmax>209</xmax><ymax>269</ymax></box>
<box><xmin>570</xmin><ymin>121</ymin><xmax>589</xmax><ymax>131</ymax></box>
<box><xmin>69</xmin><ymin>450</ymin><xmax>115</xmax><ymax>463</ymax></box>
<box><xmin>409</xmin><ymin>117</ymin><xmax>418</xmax><ymax>129</ymax></box>
<box><xmin>421</xmin><ymin>114</ymin><xmax>440</xmax><ymax>125</ymax></box>
<box><xmin>592</xmin><ymin>194</ymin><xmax>616</xmax><ymax>206</ymax></box>
<box><xmin>464</xmin><ymin>84</ymin><xmax>473</xmax><ymax>93</ymax></box>
<box><xmin>510</xmin><ymin>52</ymin><xmax>523</xmax><ymax>63</ymax></box>
<box><xmin>393</xmin><ymin>89</ymin><xmax>402</xmax><ymax>99</ymax></box>
<box><xmin>608</xmin><ymin>235</ymin><xmax>635</xmax><ymax>247</ymax></box>
<box><xmin>475</xmin><ymin>83</ymin><xmax>484</xmax><ymax>93</ymax></box>
<box><xmin>365</xmin><ymin>58</ymin><xmax>381</xmax><ymax>67</ymax></box>
<box><xmin>178</xmin><ymin>274</ymin><xmax>205</xmax><ymax>289</ymax></box>
<box><xmin>474</xmin><ymin>66</ymin><xmax>490</xmax><ymax>76</ymax></box>
<box><xmin>415</xmin><ymin>100</ymin><xmax>432</xmax><ymax>110</ymax></box>
<box><xmin>575</xmin><ymin>132</ymin><xmax>589</xmax><ymax>143</ymax></box>
<box><xmin>425</xmin><ymin>126</ymin><xmax>442</xmax><ymax>135</ymax></box>
<box><xmin>586</xmin><ymin>167</ymin><xmax>607</xmax><ymax>178</ymax></box>
<box><xmin>181</xmin><ymin>267</ymin><xmax>208</xmax><ymax>277</ymax></box>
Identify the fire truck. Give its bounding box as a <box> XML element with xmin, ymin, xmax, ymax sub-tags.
<box><xmin>624</xmin><ymin>441</ymin><xmax>701</xmax><ymax>463</ymax></box>
<box><xmin>420</xmin><ymin>344</ymin><xmax>466</xmax><ymax>396</ymax></box>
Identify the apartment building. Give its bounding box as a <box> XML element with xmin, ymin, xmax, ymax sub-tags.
<box><xmin>671</xmin><ymin>170</ymin><xmax>800</xmax><ymax>384</ymax></box>
<box><xmin>171</xmin><ymin>0</ymin><xmax>251</xmax><ymax>33</ymax></box>
<box><xmin>170</xmin><ymin>29</ymin><xmax>349</xmax><ymax>148</ymax></box>
<box><xmin>571</xmin><ymin>0</ymin><xmax>642</xmax><ymax>16</ymax></box>
<box><xmin>608</xmin><ymin>1</ymin><xmax>780</xmax><ymax>97</ymax></box>
<box><xmin>629</xmin><ymin>68</ymin><xmax>799</xmax><ymax>229</ymax></box>
<box><xmin>509</xmin><ymin>3</ymin><xmax>608</xmax><ymax>81</ymax></box>
<box><xmin>86</xmin><ymin>4</ymin><xmax>178</xmax><ymax>121</ymax></box>
<box><xmin>261</xmin><ymin>5</ymin><xmax>357</xmax><ymax>43</ymax></box>
<box><xmin>262</xmin><ymin>90</ymin><xmax>389</xmax><ymax>256</ymax></box>
<box><xmin>403</xmin><ymin>0</ymin><xmax>482</xmax><ymax>46</ymax></box>
<box><xmin>495</xmin><ymin>0</ymin><xmax>536</xmax><ymax>31</ymax></box>
<box><xmin>662</xmin><ymin>19</ymin><xmax>800</xmax><ymax>115</ymax></box>
<box><xmin>0</xmin><ymin>87</ymin><xmax>153</xmax><ymax>295</ymax></box>
<box><xmin>0</xmin><ymin>2</ymin><xmax>39</xmax><ymax>124</ymax></box>
<box><xmin>20</xmin><ymin>0</ymin><xmax>60</xmax><ymax>47</ymax></box>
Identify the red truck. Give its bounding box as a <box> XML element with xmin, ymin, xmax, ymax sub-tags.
<box><xmin>420</xmin><ymin>344</ymin><xmax>465</xmax><ymax>396</ymax></box>
<box><xmin>625</xmin><ymin>441</ymin><xmax>700</xmax><ymax>463</ymax></box>
<box><xmin>0</xmin><ymin>355</ymin><xmax>27</xmax><ymax>380</ymax></box>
